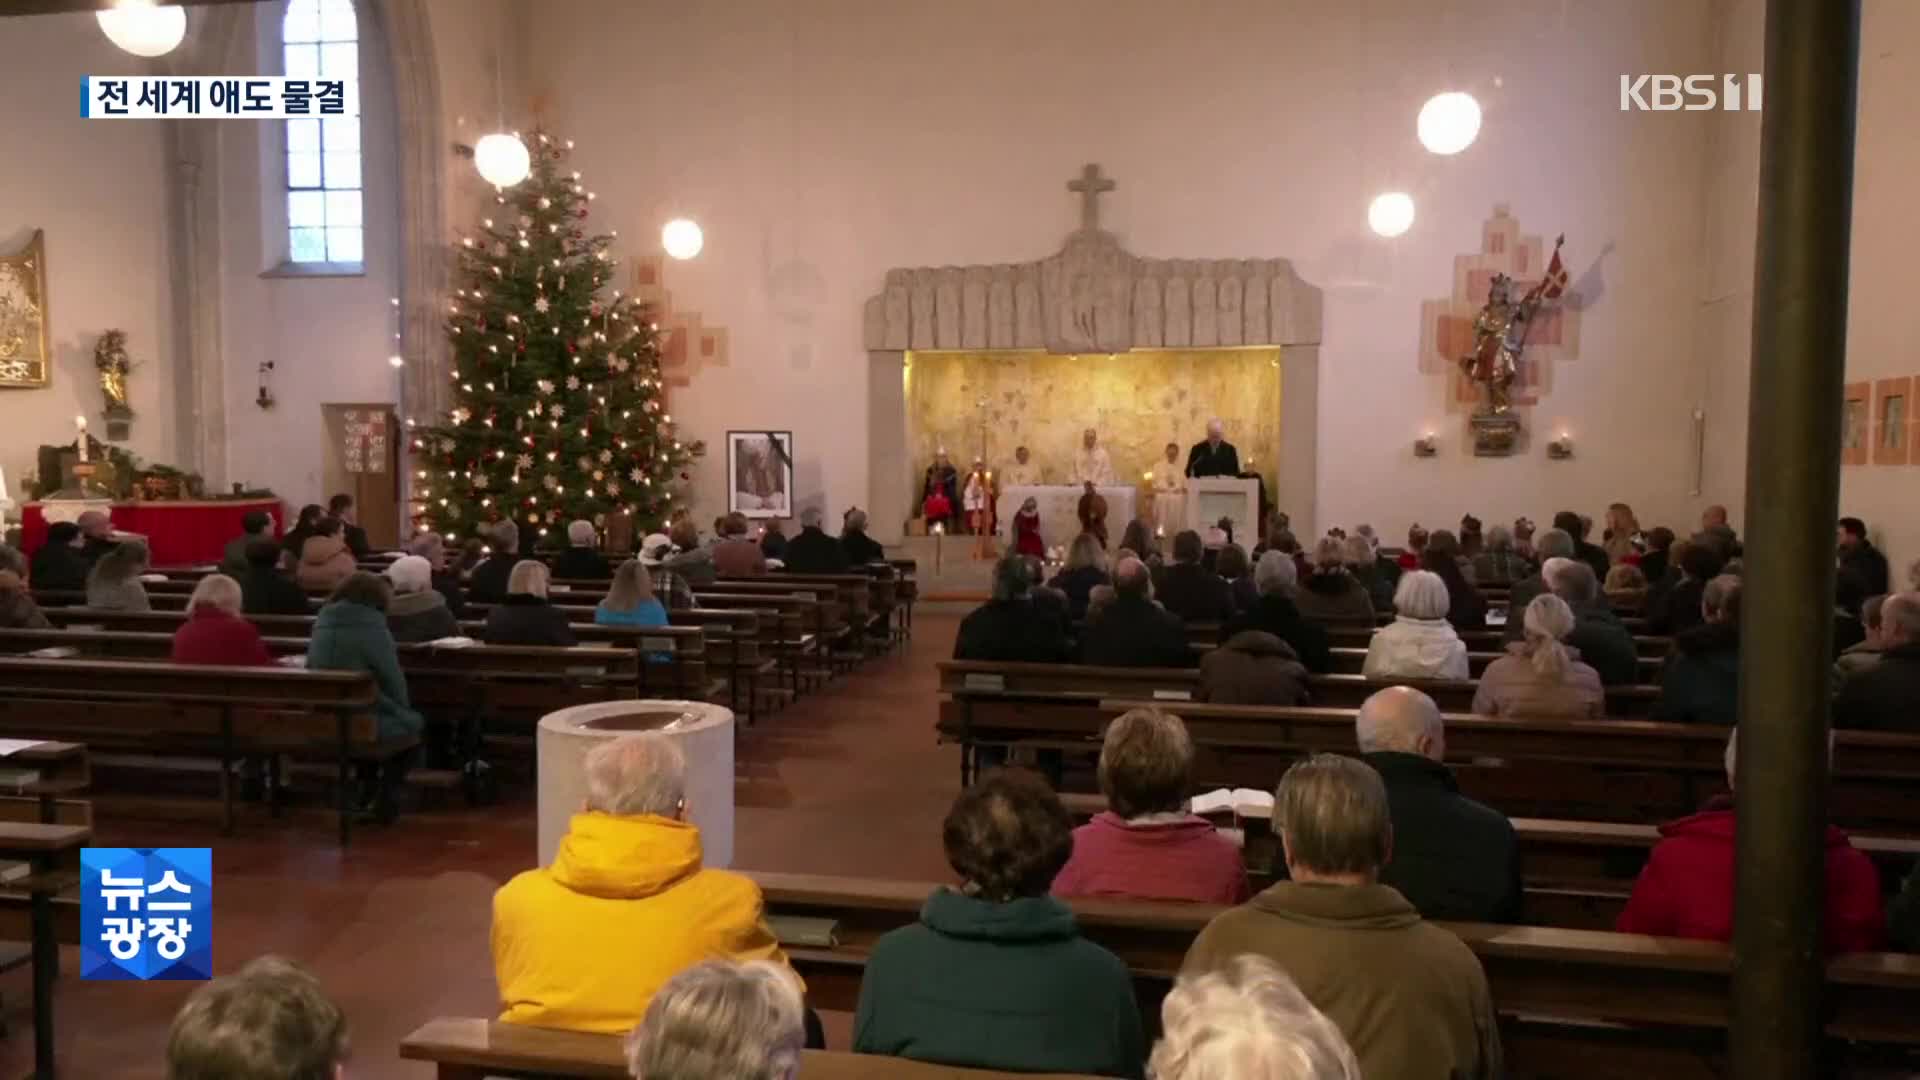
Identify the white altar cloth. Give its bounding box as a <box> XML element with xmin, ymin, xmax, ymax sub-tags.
<box><xmin>995</xmin><ymin>485</ymin><xmax>1135</xmax><ymax>549</ymax></box>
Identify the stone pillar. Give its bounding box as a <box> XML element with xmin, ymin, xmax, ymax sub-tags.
<box><xmin>1277</xmin><ymin>346</ymin><xmax>1318</xmax><ymax>539</ymax></box>
<box><xmin>867</xmin><ymin>350</ymin><xmax>909</xmax><ymax>543</ymax></box>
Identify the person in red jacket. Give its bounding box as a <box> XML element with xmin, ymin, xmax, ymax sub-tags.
<box><xmin>171</xmin><ymin>573</ymin><xmax>276</xmax><ymax>667</ymax></box>
<box><xmin>1617</xmin><ymin>728</ymin><xmax>1884</xmax><ymax>952</ymax></box>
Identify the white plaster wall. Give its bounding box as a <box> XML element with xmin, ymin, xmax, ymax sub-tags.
<box><xmin>526</xmin><ymin>0</ymin><xmax>1723</xmax><ymax>538</ymax></box>
<box><xmin>0</xmin><ymin>13</ymin><xmax>176</xmax><ymax>496</ymax></box>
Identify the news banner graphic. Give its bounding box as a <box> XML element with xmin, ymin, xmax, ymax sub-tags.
<box><xmin>81</xmin><ymin>75</ymin><xmax>358</xmax><ymax>119</ymax></box>
<box><xmin>81</xmin><ymin>848</ymin><xmax>212</xmax><ymax>981</ymax></box>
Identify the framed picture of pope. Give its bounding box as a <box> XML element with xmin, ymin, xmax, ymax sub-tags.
<box><xmin>727</xmin><ymin>430</ymin><xmax>793</xmax><ymax>518</ymax></box>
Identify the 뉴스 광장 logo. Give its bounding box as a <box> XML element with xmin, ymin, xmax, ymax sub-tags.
<box><xmin>80</xmin><ymin>848</ymin><xmax>212</xmax><ymax>980</ymax></box>
<box><xmin>1620</xmin><ymin>74</ymin><xmax>1763</xmax><ymax>111</ymax></box>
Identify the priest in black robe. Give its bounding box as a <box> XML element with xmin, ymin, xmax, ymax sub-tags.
<box><xmin>1185</xmin><ymin>418</ymin><xmax>1241</xmax><ymax>478</ymax></box>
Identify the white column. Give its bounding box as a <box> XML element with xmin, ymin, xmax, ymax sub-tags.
<box><xmin>867</xmin><ymin>350</ymin><xmax>909</xmax><ymax>543</ymax></box>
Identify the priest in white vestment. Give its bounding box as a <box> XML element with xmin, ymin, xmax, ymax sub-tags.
<box><xmin>1150</xmin><ymin>441</ymin><xmax>1185</xmax><ymax>531</ymax></box>
<box><xmin>1002</xmin><ymin>445</ymin><xmax>1042</xmax><ymax>487</ymax></box>
<box><xmin>1069</xmin><ymin>428</ymin><xmax>1116</xmax><ymax>487</ymax></box>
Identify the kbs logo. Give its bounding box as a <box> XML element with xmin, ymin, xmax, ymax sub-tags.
<box><xmin>1620</xmin><ymin>74</ymin><xmax>1763</xmax><ymax>111</ymax></box>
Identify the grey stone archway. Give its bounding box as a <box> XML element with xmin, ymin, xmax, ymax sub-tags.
<box><xmin>860</xmin><ymin>165</ymin><xmax>1325</xmax><ymax>543</ymax></box>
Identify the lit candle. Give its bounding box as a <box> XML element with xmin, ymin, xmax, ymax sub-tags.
<box><xmin>75</xmin><ymin>416</ymin><xmax>88</xmax><ymax>464</ymax></box>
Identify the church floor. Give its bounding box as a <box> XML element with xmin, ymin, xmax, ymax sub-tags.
<box><xmin>0</xmin><ymin>612</ymin><xmax>967</xmax><ymax>1079</ymax></box>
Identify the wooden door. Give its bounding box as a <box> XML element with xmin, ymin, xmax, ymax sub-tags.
<box><xmin>320</xmin><ymin>403</ymin><xmax>401</xmax><ymax>549</ymax></box>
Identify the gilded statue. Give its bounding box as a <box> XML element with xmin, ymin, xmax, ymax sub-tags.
<box><xmin>94</xmin><ymin>329</ymin><xmax>133</xmax><ymax>417</ymax></box>
<box><xmin>1461</xmin><ymin>235</ymin><xmax>1568</xmax><ymax>414</ymax></box>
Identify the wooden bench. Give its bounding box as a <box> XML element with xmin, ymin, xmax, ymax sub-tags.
<box><xmin>399</xmin><ymin>1018</ymin><xmax>1105</xmax><ymax>1079</ymax></box>
<box><xmin>0</xmin><ymin>821</ymin><xmax>88</xmax><ymax>1077</ymax></box>
<box><xmin>0</xmin><ymin>658</ymin><xmax>396</xmax><ymax>843</ymax></box>
<box><xmin>750</xmin><ymin>871</ymin><xmax>1920</xmax><ymax>1077</ymax></box>
<box><xmin>1321</xmin><ymin>645</ymin><xmax>1666</xmax><ymax>682</ymax></box>
<box><xmin>1325</xmin><ymin>623</ymin><xmax>1675</xmax><ymax>659</ymax></box>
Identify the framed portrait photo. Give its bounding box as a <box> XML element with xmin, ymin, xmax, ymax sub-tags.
<box><xmin>727</xmin><ymin>430</ymin><xmax>794</xmax><ymax>518</ymax></box>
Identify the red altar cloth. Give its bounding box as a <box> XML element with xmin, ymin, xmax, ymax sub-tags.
<box><xmin>21</xmin><ymin>498</ymin><xmax>285</xmax><ymax>567</ymax></box>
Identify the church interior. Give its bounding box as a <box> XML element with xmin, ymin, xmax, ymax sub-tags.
<box><xmin>1</xmin><ymin>0</ymin><xmax>1917</xmax><ymax>1077</ymax></box>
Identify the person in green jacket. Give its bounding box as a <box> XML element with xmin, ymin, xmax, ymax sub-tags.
<box><xmin>854</xmin><ymin>769</ymin><xmax>1145</xmax><ymax>1079</ymax></box>
<box><xmin>307</xmin><ymin>571</ymin><xmax>422</xmax><ymax>822</ymax></box>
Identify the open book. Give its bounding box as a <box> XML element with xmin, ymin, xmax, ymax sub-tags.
<box><xmin>1188</xmin><ymin>787</ymin><xmax>1275</xmax><ymax>819</ymax></box>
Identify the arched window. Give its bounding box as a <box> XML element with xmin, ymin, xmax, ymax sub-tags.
<box><xmin>282</xmin><ymin>0</ymin><xmax>361</xmax><ymax>265</ymax></box>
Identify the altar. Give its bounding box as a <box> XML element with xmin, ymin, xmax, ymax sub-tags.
<box><xmin>20</xmin><ymin>498</ymin><xmax>284</xmax><ymax>566</ymax></box>
<box><xmin>996</xmin><ymin>485</ymin><xmax>1135</xmax><ymax>549</ymax></box>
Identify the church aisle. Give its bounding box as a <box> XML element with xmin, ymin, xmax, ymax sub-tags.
<box><xmin>0</xmin><ymin>613</ymin><xmax>964</xmax><ymax>1078</ymax></box>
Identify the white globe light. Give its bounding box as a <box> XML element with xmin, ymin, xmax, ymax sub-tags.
<box><xmin>388</xmin><ymin>354</ymin><xmax>405</xmax><ymax>368</ymax></box>
<box><xmin>662</xmin><ymin>218</ymin><xmax>704</xmax><ymax>260</ymax></box>
<box><xmin>1417</xmin><ymin>91</ymin><xmax>1482</xmax><ymax>155</ymax></box>
<box><xmin>96</xmin><ymin>1</ymin><xmax>186</xmax><ymax>58</ymax></box>
<box><xmin>1368</xmin><ymin>192</ymin><xmax>1416</xmax><ymax>238</ymax></box>
<box><xmin>473</xmin><ymin>133</ymin><xmax>531</xmax><ymax>188</ymax></box>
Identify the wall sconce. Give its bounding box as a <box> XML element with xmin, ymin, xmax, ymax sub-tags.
<box><xmin>1547</xmin><ymin>434</ymin><xmax>1575</xmax><ymax>460</ymax></box>
<box><xmin>1413</xmin><ymin>434</ymin><xmax>1438</xmax><ymax>458</ymax></box>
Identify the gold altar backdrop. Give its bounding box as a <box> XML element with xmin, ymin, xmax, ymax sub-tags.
<box><xmin>905</xmin><ymin>348</ymin><xmax>1281</xmax><ymax>485</ymax></box>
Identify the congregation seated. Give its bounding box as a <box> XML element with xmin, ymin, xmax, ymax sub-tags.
<box><xmin>1646</xmin><ymin>538</ymin><xmax>1722</xmax><ymax>636</ymax></box>
<box><xmin>171</xmin><ymin>573</ymin><xmax>274</xmax><ymax>666</ymax></box>
<box><xmin>1158</xmin><ymin>530</ymin><xmax>1233</xmax><ymax>623</ymax></box>
<box><xmin>494</xmin><ymin>734</ymin><xmax>794</xmax><ymax>1033</ymax></box>
<box><xmin>1834</xmin><ymin>592</ymin><xmax>1920</xmax><ymax>733</ymax></box>
<box><xmin>86</xmin><ymin>538</ymin><xmax>151</xmax><ymax>612</ymax></box>
<box><xmin>1834</xmin><ymin>592</ymin><xmax>1888</xmax><ymax>693</ymax></box>
<box><xmin>1420</xmin><ymin>530</ymin><xmax>1485</xmax><ymax>631</ymax></box>
<box><xmin>28</xmin><ymin>521</ymin><xmax>89</xmax><ymax>592</ymax></box>
<box><xmin>760</xmin><ymin>520</ymin><xmax>788</xmax><ymax>560</ymax></box>
<box><xmin>241</xmin><ymin>539</ymin><xmax>310</xmax><ymax>616</ymax></box>
<box><xmin>596</xmin><ymin>559</ymin><xmax>671</xmax><ymax>630</ymax></box>
<box><xmin>552</xmin><ymin>518</ymin><xmax>615</xmax><ymax>580</ymax></box>
<box><xmin>408</xmin><ymin>531</ymin><xmax>466</xmax><ymax>617</ymax></box>
<box><xmin>1200</xmin><ymin>630</ymin><xmax>1308</xmax><ymax>706</ymax></box>
<box><xmin>384</xmin><ymin>555</ymin><xmax>459</xmax><ymax>643</ymax></box>
<box><xmin>1054</xmin><ymin>708</ymin><xmax>1250</xmax><ymax>903</ymax></box>
<box><xmin>76</xmin><ymin>509</ymin><xmax>120</xmax><ymax>566</ymax></box>
<box><xmin>294</xmin><ymin>517</ymin><xmax>357</xmax><ymax>592</ymax></box>
<box><xmin>1225</xmin><ymin>552</ymin><xmax>1331</xmax><ymax>674</ymax></box>
<box><xmin>779</xmin><ymin>507</ymin><xmax>849</xmax><ymax>574</ymax></box>
<box><xmin>1472</xmin><ymin>594</ymin><xmax>1602</xmax><ymax>721</ymax></box>
<box><xmin>1215</xmin><ymin>543</ymin><xmax>1258</xmax><ymax>614</ymax></box>
<box><xmin>954</xmin><ymin>556</ymin><xmax>1071</xmax><ymax>663</ymax></box>
<box><xmin>1047</xmin><ymin>532</ymin><xmax>1112</xmax><ymax>621</ymax></box>
<box><xmin>483</xmin><ymin>560</ymin><xmax>579</xmax><ymax>647</ymax></box>
<box><xmin>221</xmin><ymin>509</ymin><xmax>274</xmax><ymax>575</ymax></box>
<box><xmin>1182</xmin><ymin>754</ymin><xmax>1501</xmax><ymax>1079</ymax></box>
<box><xmin>167</xmin><ymin>955</ymin><xmax>347</xmax><ymax>1080</ymax></box>
<box><xmin>625</xmin><ymin>959</ymin><xmax>810</xmax><ymax>1080</ymax></box>
<box><xmin>467</xmin><ymin>520</ymin><xmax>522</xmax><ymax>605</ymax></box>
<box><xmin>854</xmin><ymin>768</ymin><xmax>1145</xmax><ymax>1077</ymax></box>
<box><xmin>1293</xmin><ymin>536</ymin><xmax>1374</xmax><ymax>623</ymax></box>
<box><xmin>1118</xmin><ymin>519</ymin><xmax>1164</xmax><ymax>569</ymax></box>
<box><xmin>1468</xmin><ymin>524</ymin><xmax>1530</xmax><ymax>588</ymax></box>
<box><xmin>1395</xmin><ymin>524</ymin><xmax>1426</xmax><ymax>572</ymax></box>
<box><xmin>1653</xmin><ymin>575</ymin><xmax>1742</xmax><ymax>725</ymax></box>
<box><xmin>1081</xmin><ymin>557</ymin><xmax>1190</xmax><ymax>669</ymax></box>
<box><xmin>841</xmin><ymin>507</ymin><xmax>886</xmax><ymax>566</ymax></box>
<box><xmin>1501</xmin><ymin>527</ymin><xmax>1574</xmax><ymax>642</ymax></box>
<box><xmin>330</xmin><ymin>492</ymin><xmax>373</xmax><ymax>559</ymax></box>
<box><xmin>1554</xmin><ymin>509</ymin><xmax>1612</xmax><ymax>583</ymax></box>
<box><xmin>710</xmin><ymin>512</ymin><xmax>768</xmax><ymax>577</ymax></box>
<box><xmin>638</xmin><ymin>535</ymin><xmax>698</xmax><ymax>611</ymax></box>
<box><xmin>1362</xmin><ymin>570</ymin><xmax>1468</xmax><ymax>681</ymax></box>
<box><xmin>1833</xmin><ymin>568</ymin><xmax>1869</xmax><ymax>657</ymax></box>
<box><xmin>308</xmin><ymin>572</ymin><xmax>421</xmax><ymax>820</ymax></box>
<box><xmin>280</xmin><ymin>502</ymin><xmax>325</xmax><ymax>566</ymax></box>
<box><xmin>1604</xmin><ymin>563</ymin><xmax>1648</xmax><ymax>612</ymax></box>
<box><xmin>1638</xmin><ymin>525</ymin><xmax>1675</xmax><ymax>586</ymax></box>
<box><xmin>1544</xmin><ymin>558</ymin><xmax>1639</xmax><ymax>686</ymax></box>
<box><xmin>0</xmin><ymin>569</ymin><xmax>49</xmax><ymax>629</ymax></box>
<box><xmin>1359</xmin><ymin>687</ymin><xmax>1520</xmax><ymax>923</ymax></box>
<box><xmin>1085</xmin><ymin>583</ymin><xmax>1118</xmax><ymax>623</ymax></box>
<box><xmin>1838</xmin><ymin>516</ymin><xmax>1891</xmax><ymax>597</ymax></box>
<box><xmin>1150</xmin><ymin>955</ymin><xmax>1361</xmax><ymax>1080</ymax></box>
<box><xmin>1601</xmin><ymin>502</ymin><xmax>1642</xmax><ymax>565</ymax></box>
<box><xmin>1344</xmin><ymin>533</ymin><xmax>1397</xmax><ymax>615</ymax></box>
<box><xmin>1617</xmin><ymin>728</ymin><xmax>1883</xmax><ymax>952</ymax></box>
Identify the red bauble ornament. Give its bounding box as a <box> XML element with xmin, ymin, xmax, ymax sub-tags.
<box><xmin>576</xmin><ymin>208</ymin><xmax>589</xmax><ymax>219</ymax></box>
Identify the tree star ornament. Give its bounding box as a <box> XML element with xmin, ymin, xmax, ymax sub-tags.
<box><xmin>629</xmin><ymin>466</ymin><xmax>645</xmax><ymax>484</ymax></box>
<box><xmin>534</xmin><ymin>296</ymin><xmax>550</xmax><ymax>314</ymax></box>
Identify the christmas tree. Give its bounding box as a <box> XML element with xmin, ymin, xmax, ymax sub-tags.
<box><xmin>412</xmin><ymin>131</ymin><xmax>700</xmax><ymax>547</ymax></box>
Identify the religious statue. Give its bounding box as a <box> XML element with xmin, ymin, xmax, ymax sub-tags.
<box><xmin>921</xmin><ymin>449</ymin><xmax>959</xmax><ymax>531</ymax></box>
<box><xmin>94</xmin><ymin>329</ymin><xmax>134</xmax><ymax>425</ymax></box>
<box><xmin>1150</xmin><ymin>441</ymin><xmax>1186</xmax><ymax>532</ymax></box>
<box><xmin>1069</xmin><ymin>428</ymin><xmax>1116</xmax><ymax>487</ymax></box>
<box><xmin>1460</xmin><ymin>235</ymin><xmax>1568</xmax><ymax>415</ymax></box>
<box><xmin>1077</xmin><ymin>481</ymin><xmax>1109</xmax><ymax>547</ymax></box>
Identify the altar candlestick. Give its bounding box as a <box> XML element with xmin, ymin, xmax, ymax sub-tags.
<box><xmin>75</xmin><ymin>416</ymin><xmax>89</xmax><ymax>463</ymax></box>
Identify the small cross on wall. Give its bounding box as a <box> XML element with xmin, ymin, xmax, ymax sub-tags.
<box><xmin>1067</xmin><ymin>163</ymin><xmax>1116</xmax><ymax>232</ymax></box>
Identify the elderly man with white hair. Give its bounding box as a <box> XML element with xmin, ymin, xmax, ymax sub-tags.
<box><xmin>1150</xmin><ymin>955</ymin><xmax>1359</xmax><ymax>1080</ymax></box>
<box><xmin>1501</xmin><ymin>527</ymin><xmax>1574</xmax><ymax>642</ymax></box>
<box><xmin>1835</xmin><ymin>591</ymin><xmax>1920</xmax><ymax>734</ymax></box>
<box><xmin>1079</xmin><ymin>556</ymin><xmax>1191</xmax><ymax>668</ymax></box>
<box><xmin>779</xmin><ymin>506</ymin><xmax>850</xmax><ymax>574</ymax></box>
<box><xmin>1543</xmin><ymin>557</ymin><xmax>1640</xmax><ymax>686</ymax></box>
<box><xmin>1185</xmin><ymin>417</ymin><xmax>1241</xmax><ymax>479</ymax></box>
<box><xmin>1226</xmin><ymin>550</ymin><xmax>1332</xmax><ymax>673</ymax></box>
<box><xmin>552</xmin><ymin>519</ymin><xmax>614</xmax><ymax>580</ymax></box>
<box><xmin>625</xmin><ymin>959</ymin><xmax>811</xmax><ymax>1080</ymax></box>
<box><xmin>384</xmin><ymin>554</ymin><xmax>459</xmax><ymax>642</ymax></box>
<box><xmin>408</xmin><ymin>531</ymin><xmax>467</xmax><ymax>616</ymax></box>
<box><xmin>1358</xmin><ymin>686</ymin><xmax>1520</xmax><ymax>922</ymax></box>
<box><xmin>1362</xmin><ymin>570</ymin><xmax>1469</xmax><ymax>680</ymax></box>
<box><xmin>493</xmin><ymin>733</ymin><xmax>796</xmax><ymax>1033</ymax></box>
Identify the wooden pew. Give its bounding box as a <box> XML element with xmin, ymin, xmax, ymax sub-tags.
<box><xmin>399</xmin><ymin>1018</ymin><xmax>1106</xmax><ymax>1079</ymax></box>
<box><xmin>0</xmin><ymin>658</ymin><xmax>395</xmax><ymax>844</ymax></box>
<box><xmin>750</xmin><ymin>871</ymin><xmax>1920</xmax><ymax>1077</ymax></box>
<box><xmin>0</xmin><ymin>821</ymin><xmax>89</xmax><ymax>1078</ymax></box>
<box><xmin>1322</xmin><ymin>645</ymin><xmax>1666</xmax><ymax>682</ymax></box>
<box><xmin>1324</xmin><ymin>623</ymin><xmax>1675</xmax><ymax>659</ymax></box>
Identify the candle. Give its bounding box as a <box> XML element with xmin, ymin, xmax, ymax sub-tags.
<box><xmin>75</xmin><ymin>416</ymin><xmax>88</xmax><ymax>464</ymax></box>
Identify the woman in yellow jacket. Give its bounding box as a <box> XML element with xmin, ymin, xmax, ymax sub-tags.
<box><xmin>491</xmin><ymin>734</ymin><xmax>798</xmax><ymax>1033</ymax></box>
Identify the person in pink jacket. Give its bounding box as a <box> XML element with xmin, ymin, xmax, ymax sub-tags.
<box><xmin>1053</xmin><ymin>708</ymin><xmax>1249</xmax><ymax>904</ymax></box>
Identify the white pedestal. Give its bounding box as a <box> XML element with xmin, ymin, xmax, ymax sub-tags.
<box><xmin>37</xmin><ymin>498</ymin><xmax>115</xmax><ymax>525</ymax></box>
<box><xmin>536</xmin><ymin>700</ymin><xmax>735</xmax><ymax>869</ymax></box>
<box><xmin>1186</xmin><ymin>477</ymin><xmax>1260</xmax><ymax>534</ymax></box>
<box><xmin>995</xmin><ymin>485</ymin><xmax>1137</xmax><ymax>547</ymax></box>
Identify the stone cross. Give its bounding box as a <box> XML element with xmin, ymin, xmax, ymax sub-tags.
<box><xmin>1067</xmin><ymin>163</ymin><xmax>1116</xmax><ymax>232</ymax></box>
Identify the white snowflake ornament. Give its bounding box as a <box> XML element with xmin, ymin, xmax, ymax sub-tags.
<box><xmin>535</xmin><ymin>379</ymin><xmax>555</xmax><ymax>396</ymax></box>
<box><xmin>549</xmin><ymin>404</ymin><xmax>565</xmax><ymax>419</ymax></box>
<box><xmin>610</xmin><ymin>356</ymin><xmax>630</xmax><ymax>373</ymax></box>
<box><xmin>577</xmin><ymin>455</ymin><xmax>593</xmax><ymax>471</ymax></box>
<box><xmin>515</xmin><ymin>453</ymin><xmax>533</xmax><ymax>469</ymax></box>
<box><xmin>534</xmin><ymin>296</ymin><xmax>550</xmax><ymax>314</ymax></box>
<box><xmin>629</xmin><ymin>467</ymin><xmax>645</xmax><ymax>484</ymax></box>
<box><xmin>566</xmin><ymin>375</ymin><xmax>580</xmax><ymax>390</ymax></box>
<box><xmin>607</xmin><ymin>480</ymin><xmax>621</xmax><ymax>496</ymax></box>
<box><xmin>543</xmin><ymin>473</ymin><xmax>559</xmax><ymax>490</ymax></box>
<box><xmin>472</xmin><ymin>473</ymin><xmax>489</xmax><ymax>490</ymax></box>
